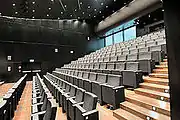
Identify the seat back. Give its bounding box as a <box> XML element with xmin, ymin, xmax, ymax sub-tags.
<box><xmin>89</xmin><ymin>72</ymin><xmax>97</xmax><ymax>81</ymax></box>
<box><xmin>122</xmin><ymin>50</ymin><xmax>129</xmax><ymax>55</ymax></box>
<box><xmin>110</xmin><ymin>56</ymin><xmax>117</xmax><ymax>62</ymax></box>
<box><xmin>126</xmin><ymin>62</ymin><xmax>139</xmax><ymax>71</ymax></box>
<box><xmin>83</xmin><ymin>92</ymin><xmax>98</xmax><ymax>112</ymax></box>
<box><xmin>127</xmin><ymin>53</ymin><xmax>138</xmax><ymax>61</ymax></box>
<box><xmin>107</xmin><ymin>74</ymin><xmax>122</xmax><ymax>87</ymax></box>
<box><xmin>138</xmin><ymin>47</ymin><xmax>149</xmax><ymax>53</ymax></box>
<box><xmin>89</xmin><ymin>63</ymin><xmax>94</xmax><ymax>69</ymax></box>
<box><xmin>138</xmin><ymin>52</ymin><xmax>152</xmax><ymax>60</ymax></box>
<box><xmin>129</xmin><ymin>49</ymin><xmax>138</xmax><ymax>54</ymax></box>
<box><xmin>94</xmin><ymin>63</ymin><xmax>100</xmax><ymax>69</ymax></box>
<box><xmin>43</xmin><ymin>99</ymin><xmax>57</xmax><ymax>120</ymax></box>
<box><xmin>78</xmin><ymin>71</ymin><xmax>83</xmax><ymax>78</ymax></box>
<box><xmin>117</xmin><ymin>55</ymin><xmax>127</xmax><ymax>61</ymax></box>
<box><xmin>103</xmin><ymin>57</ymin><xmax>110</xmax><ymax>62</ymax></box>
<box><xmin>106</xmin><ymin>63</ymin><xmax>115</xmax><ymax>70</ymax></box>
<box><xmin>96</xmin><ymin>73</ymin><xmax>107</xmax><ymax>83</ymax></box>
<box><xmin>100</xmin><ymin>63</ymin><xmax>107</xmax><ymax>69</ymax></box>
<box><xmin>115</xmin><ymin>62</ymin><xmax>125</xmax><ymax>71</ymax></box>
<box><xmin>83</xmin><ymin>72</ymin><xmax>89</xmax><ymax>79</ymax></box>
<box><xmin>69</xmin><ymin>85</ymin><xmax>77</xmax><ymax>97</ymax></box>
<box><xmin>74</xmin><ymin>71</ymin><xmax>78</xmax><ymax>76</ymax></box>
<box><xmin>75</xmin><ymin>88</ymin><xmax>86</xmax><ymax>103</ymax></box>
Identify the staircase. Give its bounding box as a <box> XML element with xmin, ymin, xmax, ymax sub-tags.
<box><xmin>113</xmin><ymin>58</ymin><xmax>171</xmax><ymax>120</ymax></box>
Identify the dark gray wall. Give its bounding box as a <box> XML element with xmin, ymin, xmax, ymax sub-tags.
<box><xmin>163</xmin><ymin>1</ymin><xmax>180</xmax><ymax>120</ymax></box>
<box><xmin>0</xmin><ymin>17</ymin><xmax>94</xmax><ymax>82</ymax></box>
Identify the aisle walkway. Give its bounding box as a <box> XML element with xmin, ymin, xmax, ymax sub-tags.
<box><xmin>0</xmin><ymin>82</ymin><xmax>14</xmax><ymax>96</ymax></box>
<box><xmin>13</xmin><ymin>81</ymin><xmax>32</xmax><ymax>120</ymax></box>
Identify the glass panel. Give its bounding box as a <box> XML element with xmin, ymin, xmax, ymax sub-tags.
<box><xmin>105</xmin><ymin>35</ymin><xmax>113</xmax><ymax>46</ymax></box>
<box><xmin>114</xmin><ymin>31</ymin><xmax>123</xmax><ymax>44</ymax></box>
<box><xmin>124</xmin><ymin>26</ymin><xmax>136</xmax><ymax>41</ymax></box>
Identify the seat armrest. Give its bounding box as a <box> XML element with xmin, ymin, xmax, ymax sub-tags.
<box><xmin>92</xmin><ymin>81</ymin><xmax>100</xmax><ymax>84</ymax></box>
<box><xmin>31</xmin><ymin>111</ymin><xmax>46</xmax><ymax>118</ymax></box>
<box><xmin>75</xmin><ymin>104</ymin><xmax>86</xmax><ymax>113</ymax></box>
<box><xmin>102</xmin><ymin>84</ymin><xmax>114</xmax><ymax>88</ymax></box>
<box><xmin>82</xmin><ymin>109</ymin><xmax>98</xmax><ymax>117</ymax></box>
<box><xmin>32</xmin><ymin>102</ymin><xmax>43</xmax><ymax>106</ymax></box>
<box><xmin>72</xmin><ymin>102</ymin><xmax>84</xmax><ymax>107</ymax></box>
<box><xmin>100</xmin><ymin>83</ymin><xmax>108</xmax><ymax>86</ymax></box>
<box><xmin>113</xmin><ymin>86</ymin><xmax>124</xmax><ymax>90</ymax></box>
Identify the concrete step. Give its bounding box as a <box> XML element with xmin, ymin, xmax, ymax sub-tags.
<box><xmin>134</xmin><ymin>88</ymin><xmax>170</xmax><ymax>102</ymax></box>
<box><xmin>139</xmin><ymin>82</ymin><xmax>169</xmax><ymax>93</ymax></box>
<box><xmin>143</xmin><ymin>76</ymin><xmax>169</xmax><ymax>86</ymax></box>
<box><xmin>113</xmin><ymin>109</ymin><xmax>143</xmax><ymax>120</ymax></box>
<box><xmin>120</xmin><ymin>101</ymin><xmax>170</xmax><ymax>120</ymax></box>
<box><xmin>149</xmin><ymin>73</ymin><xmax>168</xmax><ymax>79</ymax></box>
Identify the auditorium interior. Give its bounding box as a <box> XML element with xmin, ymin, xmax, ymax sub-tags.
<box><xmin>0</xmin><ymin>0</ymin><xmax>179</xmax><ymax>120</ymax></box>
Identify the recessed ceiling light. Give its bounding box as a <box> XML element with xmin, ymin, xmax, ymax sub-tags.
<box><xmin>51</xmin><ymin>0</ymin><xmax>54</xmax><ymax>2</ymax></box>
<box><xmin>32</xmin><ymin>10</ymin><xmax>35</xmax><ymax>12</ymax></box>
<box><xmin>89</xmin><ymin>14</ymin><xmax>91</xmax><ymax>16</ymax></box>
<box><xmin>80</xmin><ymin>2</ymin><xmax>83</xmax><ymax>5</ymax></box>
<box><xmin>94</xmin><ymin>16</ymin><xmax>96</xmax><ymax>18</ymax></box>
<box><xmin>88</xmin><ymin>6</ymin><xmax>91</xmax><ymax>9</ymax></box>
<box><xmin>148</xmin><ymin>14</ymin><xmax>151</xmax><ymax>17</ymax></box>
<box><xmin>70</xmin><ymin>50</ymin><xmax>74</xmax><ymax>54</ymax></box>
<box><xmin>82</xmin><ymin>12</ymin><xmax>85</xmax><ymax>14</ymax></box>
<box><xmin>32</xmin><ymin>16</ymin><xmax>35</xmax><ymax>18</ymax></box>
<box><xmin>47</xmin><ymin>14</ymin><xmax>49</xmax><ymax>17</ymax></box>
<box><xmin>78</xmin><ymin>17</ymin><xmax>80</xmax><ymax>19</ymax></box>
<box><xmin>58</xmin><ymin>17</ymin><xmax>60</xmax><ymax>19</ymax></box>
<box><xmin>94</xmin><ymin>9</ymin><xmax>97</xmax><ymax>11</ymax></box>
<box><xmin>15</xmin><ymin>12</ymin><xmax>18</xmax><ymax>14</ymax></box>
<box><xmin>101</xmin><ymin>2</ymin><xmax>104</xmax><ymax>5</ymax></box>
<box><xmin>162</xmin><ymin>9</ymin><xmax>164</xmax><ymax>12</ymax></box>
<box><xmin>64</xmin><ymin>5</ymin><xmax>67</xmax><ymax>8</ymax></box>
<box><xmin>32</xmin><ymin>1</ymin><xmax>35</xmax><ymax>4</ymax></box>
<box><xmin>74</xmin><ymin>9</ymin><xmax>77</xmax><ymax>11</ymax></box>
<box><xmin>114</xmin><ymin>0</ymin><xmax>116</xmax><ymax>1</ymax></box>
<box><xmin>61</xmin><ymin>12</ymin><xmax>63</xmax><ymax>14</ymax></box>
<box><xmin>70</xmin><ymin>14</ymin><xmax>73</xmax><ymax>17</ymax></box>
<box><xmin>106</xmin><ymin>6</ymin><xmax>108</xmax><ymax>8</ymax></box>
<box><xmin>99</xmin><ymin>11</ymin><xmax>101</xmax><ymax>13</ymax></box>
<box><xmin>49</xmin><ymin>7</ymin><xmax>51</xmax><ymax>10</ymax></box>
<box><xmin>0</xmin><ymin>13</ymin><xmax>2</xmax><ymax>15</ymax></box>
<box><xmin>13</xmin><ymin>3</ymin><xmax>16</xmax><ymax>6</ymax></box>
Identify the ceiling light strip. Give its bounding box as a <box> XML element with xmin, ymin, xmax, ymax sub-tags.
<box><xmin>77</xmin><ymin>0</ymin><xmax>81</xmax><ymax>10</ymax></box>
<box><xmin>58</xmin><ymin>0</ymin><xmax>66</xmax><ymax>11</ymax></box>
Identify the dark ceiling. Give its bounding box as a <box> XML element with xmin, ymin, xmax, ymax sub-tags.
<box><xmin>0</xmin><ymin>0</ymin><xmax>133</xmax><ymax>22</ymax></box>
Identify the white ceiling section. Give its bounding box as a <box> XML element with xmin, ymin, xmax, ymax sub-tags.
<box><xmin>95</xmin><ymin>0</ymin><xmax>162</xmax><ymax>32</ymax></box>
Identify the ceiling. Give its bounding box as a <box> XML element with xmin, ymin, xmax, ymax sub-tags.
<box><xmin>0</xmin><ymin>0</ymin><xmax>133</xmax><ymax>22</ymax></box>
<box><xmin>135</xmin><ymin>7</ymin><xmax>164</xmax><ymax>28</ymax></box>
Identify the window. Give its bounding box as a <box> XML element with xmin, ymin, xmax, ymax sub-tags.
<box><xmin>124</xmin><ymin>26</ymin><xmax>136</xmax><ymax>41</ymax></box>
<box><xmin>105</xmin><ymin>35</ymin><xmax>113</xmax><ymax>46</ymax></box>
<box><xmin>114</xmin><ymin>31</ymin><xmax>123</xmax><ymax>44</ymax></box>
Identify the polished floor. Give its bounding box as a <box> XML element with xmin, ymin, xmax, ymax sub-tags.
<box><xmin>0</xmin><ymin>82</ymin><xmax>14</xmax><ymax>103</ymax></box>
<box><xmin>13</xmin><ymin>81</ymin><xmax>32</xmax><ymax>120</ymax></box>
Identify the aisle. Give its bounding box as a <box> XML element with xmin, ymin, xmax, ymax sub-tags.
<box><xmin>0</xmin><ymin>83</ymin><xmax>14</xmax><ymax>96</ymax></box>
<box><xmin>13</xmin><ymin>81</ymin><xmax>32</xmax><ymax>120</ymax></box>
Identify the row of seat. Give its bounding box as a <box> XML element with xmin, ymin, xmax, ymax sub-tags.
<box><xmin>43</xmin><ymin>73</ymin><xmax>100</xmax><ymax>120</ymax></box>
<box><xmin>85</xmin><ymin>43</ymin><xmax>166</xmax><ymax>59</ymax></box>
<box><xmin>94</xmin><ymin>38</ymin><xmax>166</xmax><ymax>53</ymax></box>
<box><xmin>50</xmin><ymin>68</ymin><xmax>126</xmax><ymax>109</ymax></box>
<box><xmin>64</xmin><ymin>54</ymin><xmax>156</xmax><ymax>74</ymax></box>
<box><xmin>96</xmin><ymin>29</ymin><xmax>165</xmax><ymax>51</ymax></box>
<box><xmin>0</xmin><ymin>74</ymin><xmax>27</xmax><ymax>120</ymax></box>
<box><xmin>57</xmin><ymin>63</ymin><xmax>143</xmax><ymax>88</ymax></box>
<box><xmin>31</xmin><ymin>73</ymin><xmax>57</xmax><ymax>120</ymax></box>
